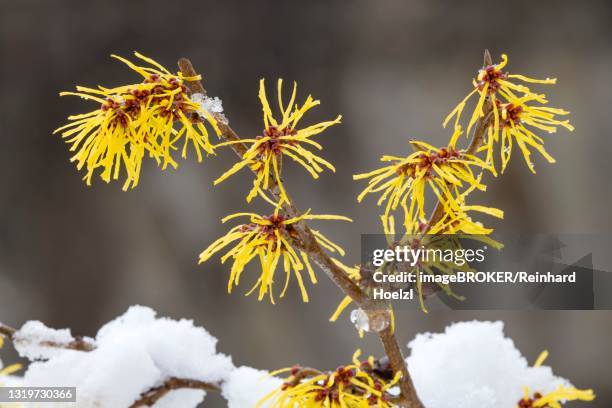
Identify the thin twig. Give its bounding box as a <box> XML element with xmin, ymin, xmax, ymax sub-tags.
<box><xmin>426</xmin><ymin>49</ymin><xmax>494</xmax><ymax>228</ymax></box>
<box><xmin>129</xmin><ymin>377</ymin><xmax>221</xmax><ymax>408</ymax></box>
<box><xmin>178</xmin><ymin>58</ymin><xmax>423</xmax><ymax>408</ymax></box>
<box><xmin>377</xmin><ymin>321</ymin><xmax>421</xmax><ymax>405</ymax></box>
<box><xmin>178</xmin><ymin>58</ymin><xmax>368</xmax><ymax>306</ymax></box>
<box><xmin>0</xmin><ymin>322</ymin><xmax>95</xmax><ymax>352</ymax></box>
<box><xmin>378</xmin><ymin>50</ymin><xmax>495</xmax><ymax>401</ymax></box>
<box><xmin>385</xmin><ymin>50</ymin><xmax>495</xmax><ymax>307</ymax></box>
<box><xmin>3</xmin><ymin>52</ymin><xmax>496</xmax><ymax>408</ymax></box>
<box><xmin>0</xmin><ymin>323</ymin><xmax>16</xmax><ymax>339</ymax></box>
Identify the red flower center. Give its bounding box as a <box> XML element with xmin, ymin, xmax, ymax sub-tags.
<box><xmin>477</xmin><ymin>64</ymin><xmax>508</xmax><ymax>93</ymax></box>
<box><xmin>256</xmin><ymin>126</ymin><xmax>298</xmax><ymax>156</ymax></box>
<box><xmin>517</xmin><ymin>392</ymin><xmax>548</xmax><ymax>408</ymax></box>
<box><xmin>397</xmin><ymin>148</ymin><xmax>461</xmax><ymax>178</ymax></box>
<box><xmin>502</xmin><ymin>103</ymin><xmax>523</xmax><ymax>127</ymax></box>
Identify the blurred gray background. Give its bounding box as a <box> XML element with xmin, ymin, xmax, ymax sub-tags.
<box><xmin>0</xmin><ymin>0</ymin><xmax>610</xmax><ymax>406</ymax></box>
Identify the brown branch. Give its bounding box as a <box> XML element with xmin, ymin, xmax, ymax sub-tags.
<box><xmin>385</xmin><ymin>50</ymin><xmax>496</xmax><ymax>306</ymax></box>
<box><xmin>373</xmin><ymin>50</ymin><xmax>495</xmax><ymax>402</ymax></box>
<box><xmin>38</xmin><ymin>336</ymin><xmax>95</xmax><ymax>352</ymax></box>
<box><xmin>129</xmin><ymin>377</ymin><xmax>221</xmax><ymax>408</ymax></box>
<box><xmin>426</xmin><ymin>49</ymin><xmax>494</xmax><ymax>228</ymax></box>
<box><xmin>375</xmin><ymin>313</ymin><xmax>421</xmax><ymax>405</ymax></box>
<box><xmin>178</xmin><ymin>58</ymin><xmax>423</xmax><ymax>407</ymax></box>
<box><xmin>0</xmin><ymin>50</ymin><xmax>501</xmax><ymax>408</ymax></box>
<box><xmin>178</xmin><ymin>57</ymin><xmax>368</xmax><ymax>306</ymax></box>
<box><xmin>0</xmin><ymin>322</ymin><xmax>95</xmax><ymax>352</ymax></box>
<box><xmin>178</xmin><ymin>58</ymin><xmax>248</xmax><ymax>156</ymax></box>
<box><xmin>374</xmin><ymin>51</ymin><xmax>495</xmax><ymax>302</ymax></box>
<box><xmin>0</xmin><ymin>323</ymin><xmax>16</xmax><ymax>339</ymax></box>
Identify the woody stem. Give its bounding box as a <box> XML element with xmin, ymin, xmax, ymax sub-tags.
<box><xmin>426</xmin><ymin>49</ymin><xmax>494</xmax><ymax>228</ymax></box>
<box><xmin>178</xmin><ymin>58</ymin><xmax>423</xmax><ymax>408</ymax></box>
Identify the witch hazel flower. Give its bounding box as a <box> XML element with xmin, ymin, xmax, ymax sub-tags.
<box><xmin>443</xmin><ymin>53</ymin><xmax>572</xmax><ymax>175</ymax></box>
<box><xmin>214</xmin><ymin>79</ymin><xmax>341</xmax><ymax>204</ymax></box>
<box><xmin>55</xmin><ymin>52</ymin><xmax>220</xmax><ymax>190</ymax></box>
<box><xmin>354</xmin><ymin>127</ymin><xmax>491</xmax><ymax>232</ymax></box>
<box><xmin>199</xmin><ymin>209</ymin><xmax>351</xmax><ymax>303</ymax></box>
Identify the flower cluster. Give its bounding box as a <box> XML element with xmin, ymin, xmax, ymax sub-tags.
<box><xmin>348</xmin><ymin>52</ymin><xmax>573</xmax><ymax>316</ymax></box>
<box><xmin>199</xmin><ymin>210</ymin><xmax>350</xmax><ymax>303</ymax></box>
<box><xmin>328</xmin><ymin>208</ymin><xmax>504</xmax><ymax>318</ymax></box>
<box><xmin>54</xmin><ymin>53</ymin><xmax>591</xmax><ymax>408</ymax></box>
<box><xmin>55</xmin><ymin>52</ymin><xmax>220</xmax><ymax>190</ymax></box>
<box><xmin>58</xmin><ymin>58</ymin><xmax>347</xmax><ymax>303</ymax></box>
<box><xmin>444</xmin><ymin>53</ymin><xmax>573</xmax><ymax>175</ymax></box>
<box><xmin>200</xmin><ymin>79</ymin><xmax>345</xmax><ymax>302</ymax></box>
<box><xmin>355</xmin><ymin>53</ymin><xmax>572</xmax><ymax>238</ymax></box>
<box><xmin>259</xmin><ymin>350</ymin><xmax>401</xmax><ymax>407</ymax></box>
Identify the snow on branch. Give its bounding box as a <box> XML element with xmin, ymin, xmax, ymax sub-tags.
<box><xmin>1</xmin><ymin>306</ymin><xmax>279</xmax><ymax>407</ymax></box>
<box><xmin>0</xmin><ymin>310</ymin><xmax>592</xmax><ymax>408</ymax></box>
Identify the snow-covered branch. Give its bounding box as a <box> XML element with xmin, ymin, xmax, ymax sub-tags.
<box><xmin>0</xmin><ymin>306</ymin><xmax>280</xmax><ymax>407</ymax></box>
<box><xmin>129</xmin><ymin>378</ymin><xmax>220</xmax><ymax>407</ymax></box>
<box><xmin>0</xmin><ymin>307</ymin><xmax>593</xmax><ymax>407</ymax></box>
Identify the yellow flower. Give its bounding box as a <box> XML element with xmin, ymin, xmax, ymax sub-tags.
<box><xmin>490</xmin><ymin>94</ymin><xmax>574</xmax><ymax>174</ymax></box>
<box><xmin>517</xmin><ymin>351</ymin><xmax>595</xmax><ymax>408</ymax></box>
<box><xmin>380</xmin><ymin>215</ymin><xmax>477</xmax><ymax>313</ymax></box>
<box><xmin>214</xmin><ymin>79</ymin><xmax>341</xmax><ymax>204</ymax></box>
<box><xmin>0</xmin><ymin>335</ymin><xmax>21</xmax><ymax>377</ymax></box>
<box><xmin>338</xmin><ymin>212</ymin><xmax>502</xmax><ymax>314</ymax></box>
<box><xmin>0</xmin><ymin>363</ymin><xmax>20</xmax><ymax>377</ymax></box>
<box><xmin>259</xmin><ymin>350</ymin><xmax>401</xmax><ymax>408</ymax></box>
<box><xmin>518</xmin><ymin>387</ymin><xmax>595</xmax><ymax>408</ymax></box>
<box><xmin>54</xmin><ymin>52</ymin><xmax>219</xmax><ymax>190</ymax></box>
<box><xmin>427</xmin><ymin>182</ymin><xmax>504</xmax><ymax>237</ymax></box>
<box><xmin>328</xmin><ymin>261</ymin><xmax>361</xmax><ymax>323</ymax></box>
<box><xmin>354</xmin><ymin>127</ymin><xmax>490</xmax><ymax>232</ymax></box>
<box><xmin>444</xmin><ymin>53</ymin><xmax>554</xmax><ymax>141</ymax></box>
<box><xmin>199</xmin><ymin>210</ymin><xmax>350</xmax><ymax>303</ymax></box>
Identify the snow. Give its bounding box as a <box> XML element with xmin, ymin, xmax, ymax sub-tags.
<box><xmin>406</xmin><ymin>320</ymin><xmax>570</xmax><ymax>408</ymax></box>
<box><xmin>14</xmin><ymin>306</ymin><xmax>234</xmax><ymax>408</ymax></box>
<box><xmin>221</xmin><ymin>366</ymin><xmax>283</xmax><ymax>408</ymax></box>
<box><xmin>191</xmin><ymin>93</ymin><xmax>227</xmax><ymax>124</ymax></box>
<box><xmin>25</xmin><ymin>343</ymin><xmax>161</xmax><ymax>407</ymax></box>
<box><xmin>94</xmin><ymin>306</ymin><xmax>232</xmax><ymax>384</ymax></box>
<box><xmin>4</xmin><ymin>309</ymin><xmax>584</xmax><ymax>408</ymax></box>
